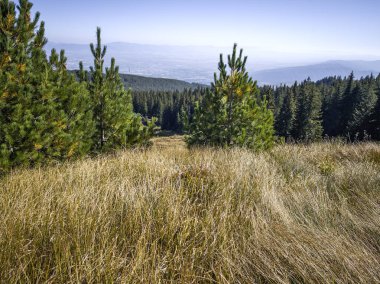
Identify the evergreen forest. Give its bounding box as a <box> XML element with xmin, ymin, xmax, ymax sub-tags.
<box><xmin>132</xmin><ymin>73</ymin><xmax>380</xmax><ymax>141</ymax></box>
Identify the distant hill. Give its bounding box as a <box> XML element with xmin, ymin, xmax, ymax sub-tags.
<box><xmin>252</xmin><ymin>60</ymin><xmax>380</xmax><ymax>85</ymax></box>
<box><xmin>71</xmin><ymin>70</ymin><xmax>206</xmax><ymax>91</ymax></box>
<box><xmin>119</xmin><ymin>73</ymin><xmax>206</xmax><ymax>91</ymax></box>
<box><xmin>118</xmin><ymin>60</ymin><xmax>380</xmax><ymax>90</ymax></box>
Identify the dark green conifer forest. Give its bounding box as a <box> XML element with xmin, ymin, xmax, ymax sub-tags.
<box><xmin>133</xmin><ymin>73</ymin><xmax>380</xmax><ymax>142</ymax></box>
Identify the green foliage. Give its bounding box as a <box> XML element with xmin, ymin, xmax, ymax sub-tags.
<box><xmin>48</xmin><ymin>49</ymin><xmax>95</xmax><ymax>158</ymax></box>
<box><xmin>275</xmin><ymin>88</ymin><xmax>296</xmax><ymax>139</ymax></box>
<box><xmin>0</xmin><ymin>0</ymin><xmax>94</xmax><ymax>172</ymax></box>
<box><xmin>131</xmin><ymin>68</ymin><xmax>379</xmax><ymax>145</ymax></box>
<box><xmin>132</xmin><ymin>88</ymin><xmax>204</xmax><ymax>133</ymax></box>
<box><xmin>347</xmin><ymin>77</ymin><xmax>377</xmax><ymax>138</ymax></box>
<box><xmin>80</xmin><ymin>28</ymin><xmax>155</xmax><ymax>151</ymax></box>
<box><xmin>293</xmin><ymin>79</ymin><xmax>323</xmax><ymax>141</ymax></box>
<box><xmin>1</xmin><ymin>1</ymin><xmax>156</xmax><ymax>173</ymax></box>
<box><xmin>322</xmin><ymin>82</ymin><xmax>343</xmax><ymax>137</ymax></box>
<box><xmin>186</xmin><ymin>44</ymin><xmax>275</xmax><ymax>150</ymax></box>
<box><xmin>339</xmin><ymin>72</ymin><xmax>356</xmax><ymax>135</ymax></box>
<box><xmin>128</xmin><ymin>64</ymin><xmax>380</xmax><ymax>144</ymax></box>
<box><xmin>266</xmin><ymin>73</ymin><xmax>380</xmax><ymax>142</ymax></box>
<box><xmin>365</xmin><ymin>79</ymin><xmax>380</xmax><ymax>140</ymax></box>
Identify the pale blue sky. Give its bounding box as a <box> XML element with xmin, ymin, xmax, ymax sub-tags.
<box><xmin>31</xmin><ymin>0</ymin><xmax>380</xmax><ymax>57</ymax></box>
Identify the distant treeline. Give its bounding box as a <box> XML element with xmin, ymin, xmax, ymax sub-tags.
<box><xmin>119</xmin><ymin>73</ymin><xmax>206</xmax><ymax>92</ymax></box>
<box><xmin>132</xmin><ymin>73</ymin><xmax>380</xmax><ymax>141</ymax></box>
<box><xmin>132</xmin><ymin>88</ymin><xmax>206</xmax><ymax>133</ymax></box>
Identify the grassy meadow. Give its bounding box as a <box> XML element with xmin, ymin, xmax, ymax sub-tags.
<box><xmin>1</xmin><ymin>137</ymin><xmax>379</xmax><ymax>283</ymax></box>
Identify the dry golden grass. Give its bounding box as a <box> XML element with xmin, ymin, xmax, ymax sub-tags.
<box><xmin>151</xmin><ymin>135</ymin><xmax>187</xmax><ymax>150</ymax></box>
<box><xmin>0</xmin><ymin>139</ymin><xmax>379</xmax><ymax>283</ymax></box>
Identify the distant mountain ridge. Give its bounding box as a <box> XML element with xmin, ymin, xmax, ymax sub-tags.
<box><xmin>70</xmin><ymin>70</ymin><xmax>206</xmax><ymax>92</ymax></box>
<box><xmin>50</xmin><ymin>42</ymin><xmax>380</xmax><ymax>86</ymax></box>
<box><xmin>114</xmin><ymin>60</ymin><xmax>380</xmax><ymax>91</ymax></box>
<box><xmin>252</xmin><ymin>60</ymin><xmax>380</xmax><ymax>85</ymax></box>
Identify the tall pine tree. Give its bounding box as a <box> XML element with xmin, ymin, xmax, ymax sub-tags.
<box><xmin>347</xmin><ymin>79</ymin><xmax>377</xmax><ymax>137</ymax></box>
<box><xmin>0</xmin><ymin>0</ymin><xmax>94</xmax><ymax>171</ymax></box>
<box><xmin>80</xmin><ymin>27</ymin><xmax>155</xmax><ymax>151</ymax></box>
<box><xmin>293</xmin><ymin>79</ymin><xmax>323</xmax><ymax>141</ymax></box>
<box><xmin>275</xmin><ymin>88</ymin><xmax>296</xmax><ymax>139</ymax></box>
<box><xmin>187</xmin><ymin>44</ymin><xmax>274</xmax><ymax>150</ymax></box>
<box><xmin>339</xmin><ymin>72</ymin><xmax>357</xmax><ymax>136</ymax></box>
<box><xmin>48</xmin><ymin>49</ymin><xmax>95</xmax><ymax>157</ymax></box>
<box><xmin>322</xmin><ymin>81</ymin><xmax>343</xmax><ymax>137</ymax></box>
<box><xmin>365</xmin><ymin>76</ymin><xmax>380</xmax><ymax>140</ymax></box>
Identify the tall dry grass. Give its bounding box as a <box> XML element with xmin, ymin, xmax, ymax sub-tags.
<box><xmin>0</xmin><ymin>139</ymin><xmax>379</xmax><ymax>283</ymax></box>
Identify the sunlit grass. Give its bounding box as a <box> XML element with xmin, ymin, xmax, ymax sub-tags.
<box><xmin>0</xmin><ymin>140</ymin><xmax>379</xmax><ymax>283</ymax></box>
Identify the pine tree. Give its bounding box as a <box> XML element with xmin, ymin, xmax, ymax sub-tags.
<box><xmin>339</xmin><ymin>72</ymin><xmax>357</xmax><ymax>136</ymax></box>
<box><xmin>275</xmin><ymin>88</ymin><xmax>296</xmax><ymax>139</ymax></box>
<box><xmin>187</xmin><ymin>44</ymin><xmax>274</xmax><ymax>150</ymax></box>
<box><xmin>0</xmin><ymin>0</ymin><xmax>94</xmax><ymax>171</ymax></box>
<box><xmin>293</xmin><ymin>80</ymin><xmax>322</xmax><ymax>141</ymax></box>
<box><xmin>48</xmin><ymin>49</ymin><xmax>95</xmax><ymax>158</ymax></box>
<box><xmin>1</xmin><ymin>0</ymin><xmax>44</xmax><ymax>168</ymax></box>
<box><xmin>81</xmin><ymin>27</ymin><xmax>155</xmax><ymax>151</ymax></box>
<box><xmin>365</xmin><ymin>77</ymin><xmax>380</xmax><ymax>140</ymax></box>
<box><xmin>347</xmin><ymin>79</ymin><xmax>377</xmax><ymax>137</ymax></box>
<box><xmin>322</xmin><ymin>82</ymin><xmax>343</xmax><ymax>137</ymax></box>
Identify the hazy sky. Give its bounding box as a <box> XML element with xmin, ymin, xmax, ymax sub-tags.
<box><xmin>31</xmin><ymin>0</ymin><xmax>380</xmax><ymax>58</ymax></box>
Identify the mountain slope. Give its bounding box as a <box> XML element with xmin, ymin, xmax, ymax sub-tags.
<box><xmin>252</xmin><ymin>60</ymin><xmax>380</xmax><ymax>85</ymax></box>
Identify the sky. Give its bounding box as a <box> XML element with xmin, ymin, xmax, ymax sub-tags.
<box><xmin>31</xmin><ymin>0</ymin><xmax>380</xmax><ymax>59</ymax></box>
